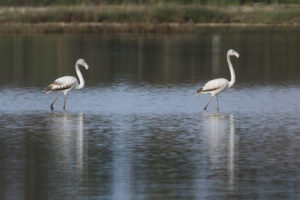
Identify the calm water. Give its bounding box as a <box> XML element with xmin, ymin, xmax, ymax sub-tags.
<box><xmin>1</xmin><ymin>28</ymin><xmax>300</xmax><ymax>200</ymax></box>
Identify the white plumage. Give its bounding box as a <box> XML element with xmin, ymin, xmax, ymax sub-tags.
<box><xmin>45</xmin><ymin>58</ymin><xmax>89</xmax><ymax>110</ymax></box>
<box><xmin>197</xmin><ymin>49</ymin><xmax>239</xmax><ymax>111</ymax></box>
<box><xmin>46</xmin><ymin>76</ymin><xmax>78</xmax><ymax>92</ymax></box>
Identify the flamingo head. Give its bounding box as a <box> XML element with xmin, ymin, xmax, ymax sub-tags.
<box><xmin>77</xmin><ymin>58</ymin><xmax>89</xmax><ymax>70</ymax></box>
<box><xmin>228</xmin><ymin>49</ymin><xmax>239</xmax><ymax>58</ymax></box>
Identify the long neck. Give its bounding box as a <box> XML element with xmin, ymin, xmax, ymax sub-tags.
<box><xmin>75</xmin><ymin>64</ymin><xmax>85</xmax><ymax>90</ymax></box>
<box><xmin>227</xmin><ymin>54</ymin><xmax>235</xmax><ymax>88</ymax></box>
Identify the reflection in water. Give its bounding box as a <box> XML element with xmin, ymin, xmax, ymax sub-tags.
<box><xmin>228</xmin><ymin>114</ymin><xmax>235</xmax><ymax>190</ymax></box>
<box><xmin>212</xmin><ymin>34</ymin><xmax>221</xmax><ymax>76</ymax></box>
<box><xmin>137</xmin><ymin>37</ymin><xmax>144</xmax><ymax>81</ymax></box>
<box><xmin>0</xmin><ymin>126</ymin><xmax>26</xmax><ymax>200</ymax></box>
<box><xmin>1</xmin><ymin>30</ymin><xmax>300</xmax><ymax>199</ymax></box>
<box><xmin>76</xmin><ymin>113</ymin><xmax>84</xmax><ymax>184</ymax></box>
<box><xmin>111</xmin><ymin>118</ymin><xmax>131</xmax><ymax>200</ymax></box>
<box><xmin>1</xmin><ymin>28</ymin><xmax>300</xmax><ymax>87</ymax></box>
<box><xmin>0</xmin><ymin>112</ymin><xmax>86</xmax><ymax>199</ymax></box>
<box><xmin>47</xmin><ymin>112</ymin><xmax>85</xmax><ymax>199</ymax></box>
<box><xmin>202</xmin><ymin>112</ymin><xmax>236</xmax><ymax>194</ymax></box>
<box><xmin>1</xmin><ymin>110</ymin><xmax>300</xmax><ymax>199</ymax></box>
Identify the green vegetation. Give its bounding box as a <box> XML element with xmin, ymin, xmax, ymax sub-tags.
<box><xmin>0</xmin><ymin>3</ymin><xmax>299</xmax><ymax>33</ymax></box>
<box><xmin>0</xmin><ymin>5</ymin><xmax>299</xmax><ymax>24</ymax></box>
<box><xmin>1</xmin><ymin>0</ymin><xmax>300</xmax><ymax>6</ymax></box>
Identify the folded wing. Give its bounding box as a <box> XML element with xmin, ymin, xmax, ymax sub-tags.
<box><xmin>45</xmin><ymin>76</ymin><xmax>78</xmax><ymax>93</ymax></box>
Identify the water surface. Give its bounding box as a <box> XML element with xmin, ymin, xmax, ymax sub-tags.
<box><xmin>0</xmin><ymin>28</ymin><xmax>300</xmax><ymax>199</ymax></box>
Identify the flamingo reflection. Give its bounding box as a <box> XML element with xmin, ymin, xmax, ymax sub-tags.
<box><xmin>48</xmin><ymin>112</ymin><xmax>85</xmax><ymax>197</ymax></box>
<box><xmin>202</xmin><ymin>112</ymin><xmax>236</xmax><ymax>190</ymax></box>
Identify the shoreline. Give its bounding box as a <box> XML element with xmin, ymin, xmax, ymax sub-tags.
<box><xmin>0</xmin><ymin>22</ymin><xmax>299</xmax><ymax>33</ymax></box>
<box><xmin>0</xmin><ymin>4</ymin><xmax>299</xmax><ymax>33</ymax></box>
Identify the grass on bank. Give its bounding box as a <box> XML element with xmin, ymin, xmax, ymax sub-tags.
<box><xmin>1</xmin><ymin>0</ymin><xmax>300</xmax><ymax>6</ymax></box>
<box><xmin>0</xmin><ymin>5</ymin><xmax>299</xmax><ymax>33</ymax></box>
<box><xmin>0</xmin><ymin>4</ymin><xmax>299</xmax><ymax>24</ymax></box>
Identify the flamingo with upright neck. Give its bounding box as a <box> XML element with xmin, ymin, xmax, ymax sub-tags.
<box><xmin>45</xmin><ymin>58</ymin><xmax>89</xmax><ymax>110</ymax></box>
<box><xmin>197</xmin><ymin>49</ymin><xmax>239</xmax><ymax>111</ymax></box>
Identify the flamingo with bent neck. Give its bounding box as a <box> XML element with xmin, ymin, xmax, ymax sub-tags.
<box><xmin>197</xmin><ymin>49</ymin><xmax>239</xmax><ymax>111</ymax></box>
<box><xmin>45</xmin><ymin>58</ymin><xmax>89</xmax><ymax>110</ymax></box>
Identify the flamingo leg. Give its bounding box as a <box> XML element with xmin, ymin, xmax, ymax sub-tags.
<box><xmin>63</xmin><ymin>93</ymin><xmax>68</xmax><ymax>111</ymax></box>
<box><xmin>50</xmin><ymin>92</ymin><xmax>61</xmax><ymax>110</ymax></box>
<box><xmin>216</xmin><ymin>95</ymin><xmax>220</xmax><ymax>111</ymax></box>
<box><xmin>203</xmin><ymin>96</ymin><xmax>214</xmax><ymax>110</ymax></box>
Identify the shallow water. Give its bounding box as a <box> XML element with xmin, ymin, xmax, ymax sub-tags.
<box><xmin>0</xmin><ymin>29</ymin><xmax>300</xmax><ymax>199</ymax></box>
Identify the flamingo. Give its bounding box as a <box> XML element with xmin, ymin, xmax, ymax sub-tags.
<box><xmin>197</xmin><ymin>49</ymin><xmax>239</xmax><ymax>111</ymax></box>
<box><xmin>45</xmin><ymin>58</ymin><xmax>89</xmax><ymax>110</ymax></box>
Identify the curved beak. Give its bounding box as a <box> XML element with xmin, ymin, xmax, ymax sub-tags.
<box><xmin>84</xmin><ymin>63</ymin><xmax>89</xmax><ymax>70</ymax></box>
<box><xmin>235</xmin><ymin>52</ymin><xmax>240</xmax><ymax>58</ymax></box>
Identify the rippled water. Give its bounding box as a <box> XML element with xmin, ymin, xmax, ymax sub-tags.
<box><xmin>1</xmin><ymin>28</ymin><xmax>300</xmax><ymax>199</ymax></box>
